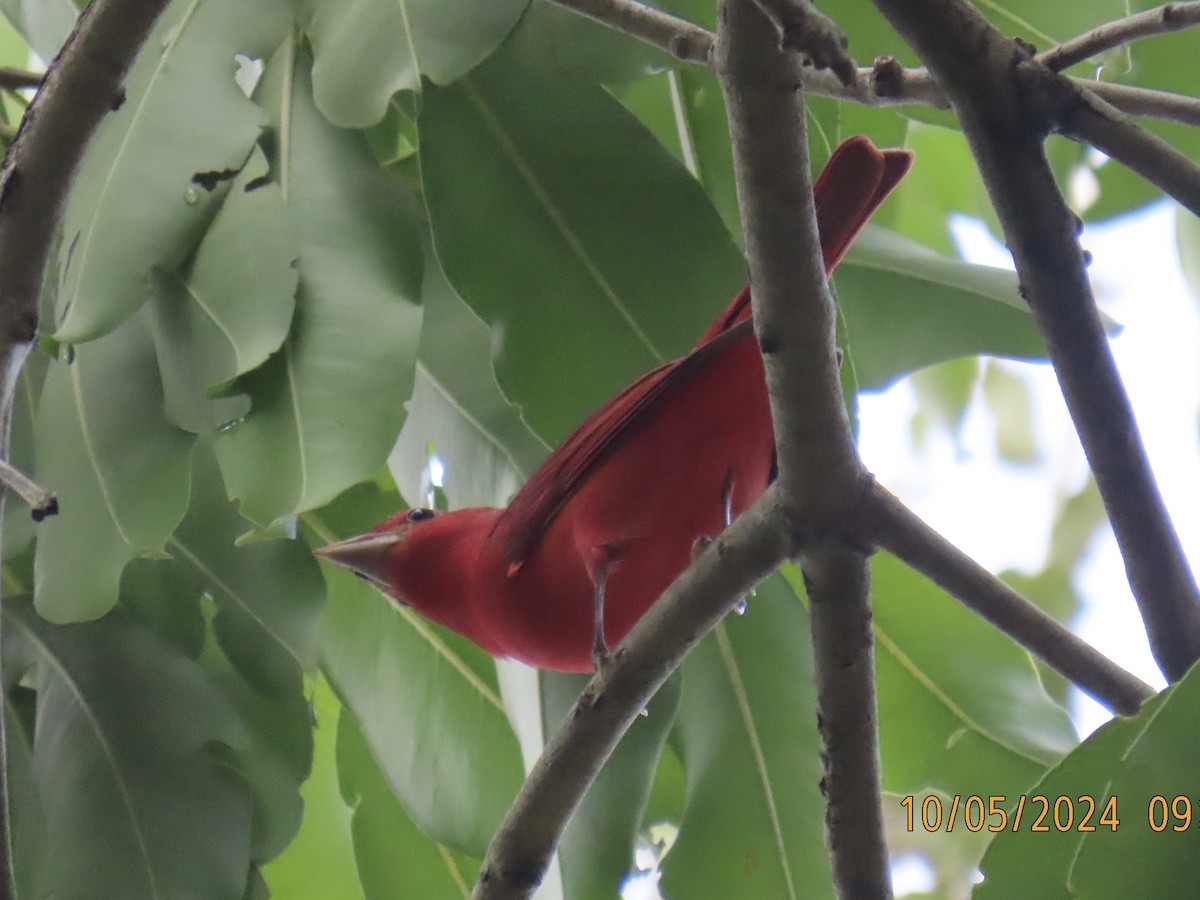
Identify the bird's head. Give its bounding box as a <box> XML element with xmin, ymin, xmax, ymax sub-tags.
<box><xmin>314</xmin><ymin>506</ymin><xmax>506</xmax><ymax>653</ymax></box>
<box><xmin>313</xmin><ymin>507</ymin><xmax>443</xmax><ymax>601</ymax></box>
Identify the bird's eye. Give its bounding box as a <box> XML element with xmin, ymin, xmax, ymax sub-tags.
<box><xmin>406</xmin><ymin>508</ymin><xmax>436</xmax><ymax>523</ymax></box>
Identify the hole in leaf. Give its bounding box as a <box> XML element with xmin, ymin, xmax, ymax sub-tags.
<box><xmin>191</xmin><ymin>169</ymin><xmax>239</xmax><ymax>192</ymax></box>
<box><xmin>233</xmin><ymin>53</ymin><xmax>264</xmax><ymax>97</ymax></box>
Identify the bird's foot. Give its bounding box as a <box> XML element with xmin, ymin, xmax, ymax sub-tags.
<box><xmin>590</xmin><ymin>640</ymin><xmax>626</xmax><ymax>694</ymax></box>
<box><xmin>591</xmin><ymin>634</ymin><xmax>610</xmax><ymax>675</ymax></box>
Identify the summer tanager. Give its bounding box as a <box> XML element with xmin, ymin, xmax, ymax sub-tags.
<box><xmin>316</xmin><ymin>136</ymin><xmax>913</xmax><ymax>672</ymax></box>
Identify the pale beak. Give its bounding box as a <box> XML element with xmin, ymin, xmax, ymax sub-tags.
<box><xmin>314</xmin><ymin>532</ymin><xmax>401</xmax><ymax>594</ymax></box>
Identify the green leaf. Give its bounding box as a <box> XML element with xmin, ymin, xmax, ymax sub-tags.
<box><xmin>4</xmin><ymin>350</ymin><xmax>47</xmax><ymax>564</ymax></box>
<box><xmin>6</xmin><ymin>687</ymin><xmax>47</xmax><ymax>900</ymax></box>
<box><xmin>869</xmin><ymin>553</ymin><xmax>1077</xmax><ymax>798</ymax></box>
<box><xmin>148</xmin><ymin>144</ymin><xmax>300</xmax><ymax>435</ymax></box>
<box><xmin>1086</xmin><ymin>27</ymin><xmax>1200</xmax><ymax>220</ymax></box>
<box><xmin>504</xmin><ymin>0</ymin><xmax>674</xmax><ymax>86</ymax></box>
<box><xmin>215</xmin><ymin>40</ymin><xmax>423</xmax><ymax>524</ymax></box>
<box><xmin>4</xmin><ymin>599</ymin><xmax>253</xmax><ymax>900</ymax></box>
<box><xmin>262</xmin><ymin>676</ymin><xmax>365</xmax><ymax>900</ymax></box>
<box><xmin>662</xmin><ymin>575</ymin><xmax>833</xmax><ymax>900</ymax></box>
<box><xmin>1002</xmin><ymin>480</ymin><xmax>1105</xmax><ymax>707</ymax></box>
<box><xmin>299</xmin><ymin>0</ymin><xmax>528</xmax><ymax>127</ymax></box>
<box><xmin>337</xmin><ymin>702</ymin><xmax>478</xmax><ymax>896</ymax></box>
<box><xmin>123</xmin><ymin>444</ymin><xmax>323</xmax><ymax>701</ymax></box>
<box><xmin>53</xmin><ymin>0</ymin><xmax>292</xmax><ymax>342</ymax></box>
<box><xmin>667</xmin><ymin>67</ymin><xmax>741</xmax><ymax>245</ymax></box>
<box><xmin>819</xmin><ymin>0</ymin><xmax>1127</xmax><ymax>82</ymax></box>
<box><xmin>34</xmin><ymin>313</ymin><xmax>194</xmax><ymax>622</ymax></box>
<box><xmin>885</xmin><ymin>123</ymin><xmax>994</xmax><ymax>255</ymax></box>
<box><xmin>642</xmin><ymin>738</ymin><xmax>686</xmax><ymax>831</ymax></box>
<box><xmin>0</xmin><ymin>0</ymin><xmax>78</xmax><ymax>62</ymax></box>
<box><xmin>977</xmin><ymin>664</ymin><xmax>1200</xmax><ymax>898</ymax></box>
<box><xmin>319</xmin><ymin>562</ymin><xmax>524</xmax><ymax>856</ymax></box>
<box><xmin>837</xmin><ymin>226</ymin><xmax>1049</xmax><ymax>389</ymax></box>
<box><xmin>542</xmin><ymin>671</ymin><xmax>681</xmax><ymax>899</ymax></box>
<box><xmin>118</xmin><ymin>447</ymin><xmax>319</xmax><ymax>874</ymax></box>
<box><xmin>198</xmin><ymin>608</ymin><xmax>313</xmax><ymax>868</ymax></box>
<box><xmin>420</xmin><ymin>53</ymin><xmax>745</xmax><ymax>444</ymax></box>
<box><xmin>390</xmin><ymin>243</ymin><xmax>549</xmax><ymax>510</ymax></box>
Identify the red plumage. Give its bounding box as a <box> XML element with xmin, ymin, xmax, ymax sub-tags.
<box><xmin>317</xmin><ymin>136</ymin><xmax>914</xmax><ymax>671</ymax></box>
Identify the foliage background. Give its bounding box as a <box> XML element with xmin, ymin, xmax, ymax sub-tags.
<box><xmin>4</xmin><ymin>0</ymin><xmax>1199</xmax><ymax>898</ymax></box>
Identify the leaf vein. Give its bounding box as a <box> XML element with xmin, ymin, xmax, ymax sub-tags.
<box><xmin>417</xmin><ymin>360</ymin><xmax>546</xmax><ymax>480</ymax></box>
<box><xmin>397</xmin><ymin>0</ymin><xmax>422</xmax><ymax>85</ymax></box>
<box><xmin>460</xmin><ymin>77</ymin><xmax>664</xmax><ymax>363</ymax></box>
<box><xmin>70</xmin><ymin>363</ymin><xmax>136</xmax><ymax>550</ymax></box>
<box><xmin>12</xmin><ymin>615</ymin><xmax>161</xmax><ymax>897</ymax></box>
<box><xmin>168</xmin><ymin>537</ymin><xmax>303</xmax><ymax>669</ymax></box>
<box><xmin>396</xmin><ymin>604</ymin><xmax>505</xmax><ymax>711</ymax></box>
<box><xmin>873</xmin><ymin>625</ymin><xmax>1050</xmax><ymax>765</ymax></box>
<box><xmin>61</xmin><ymin>0</ymin><xmax>204</xmax><ymax>333</ymax></box>
<box><xmin>716</xmin><ymin>623</ymin><xmax>798</xmax><ymax>900</ymax></box>
<box><xmin>283</xmin><ymin>337</ymin><xmax>310</xmax><ymax>510</ymax></box>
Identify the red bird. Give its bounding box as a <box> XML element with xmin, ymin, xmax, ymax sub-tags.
<box><xmin>317</xmin><ymin>137</ymin><xmax>913</xmax><ymax>672</ymax></box>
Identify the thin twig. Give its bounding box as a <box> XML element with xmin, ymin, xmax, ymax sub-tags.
<box><xmin>0</xmin><ymin>69</ymin><xmax>40</xmax><ymax>93</ymax></box>
<box><xmin>0</xmin><ymin>459</ymin><xmax>55</xmax><ymax>520</ymax></box>
<box><xmin>0</xmin><ymin>2</ymin><xmax>174</xmax><ymax>896</ymax></box>
<box><xmin>1062</xmin><ymin>81</ymin><xmax>1200</xmax><ymax>217</ymax></box>
<box><xmin>829</xmin><ymin>61</ymin><xmax>1200</xmax><ymax>129</ymax></box>
<box><xmin>1015</xmin><ymin>54</ymin><xmax>1200</xmax><ymax>220</ymax></box>
<box><xmin>1039</xmin><ymin>1</ymin><xmax>1200</xmax><ymax>72</ymax></box>
<box><xmin>717</xmin><ymin>0</ymin><xmax>889</xmax><ymax>893</ymax></box>
<box><xmin>542</xmin><ymin>1</ymin><xmax>1200</xmax><ymax>130</ymax></box>
<box><xmin>869</xmin><ymin>0</ymin><xmax>1200</xmax><ymax>683</ymax></box>
<box><xmin>546</xmin><ymin>0</ymin><xmax>713</xmax><ymax>63</ymax></box>
<box><xmin>474</xmin><ymin>492</ymin><xmax>794</xmax><ymax>899</ymax></box>
<box><xmin>1087</xmin><ymin>80</ymin><xmax>1200</xmax><ymax>127</ymax></box>
<box><xmin>858</xmin><ymin>483</ymin><xmax>1154</xmax><ymax>715</ymax></box>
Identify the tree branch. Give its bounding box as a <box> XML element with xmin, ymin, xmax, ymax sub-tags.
<box><xmin>0</xmin><ymin>1</ymin><xmax>173</xmax><ymax>896</ymax></box>
<box><xmin>1059</xmin><ymin>81</ymin><xmax>1200</xmax><ymax>216</ymax></box>
<box><xmin>477</xmin><ymin>0</ymin><xmax>897</xmax><ymax>892</ymax></box>
<box><xmin>544</xmin><ymin>1</ymin><xmax>1200</xmax><ymax>131</ymax></box>
<box><xmin>803</xmin><ymin>542</ymin><xmax>889</xmax><ymax>895</ymax></box>
<box><xmin>718</xmin><ymin>12</ymin><xmax>860</xmax><ymax>508</ymax></box>
<box><xmin>1009</xmin><ymin>55</ymin><xmax>1200</xmax><ymax>217</ymax></box>
<box><xmin>716</xmin><ymin>0</ymin><xmax>889</xmax><ymax>893</ymax></box>
<box><xmin>1039</xmin><ymin>1</ymin><xmax>1200</xmax><ymax>72</ymax></box>
<box><xmin>546</xmin><ymin>0</ymin><xmax>714</xmax><ymax>63</ymax></box>
<box><xmin>474</xmin><ymin>491</ymin><xmax>794</xmax><ymax>899</ymax></box>
<box><xmin>857</xmin><ymin>482</ymin><xmax>1154</xmax><ymax>715</ymax></box>
<box><xmin>869</xmin><ymin>0</ymin><xmax>1200</xmax><ymax>683</ymax></box>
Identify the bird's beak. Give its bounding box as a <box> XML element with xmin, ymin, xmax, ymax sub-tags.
<box><xmin>313</xmin><ymin>532</ymin><xmax>401</xmax><ymax>593</ymax></box>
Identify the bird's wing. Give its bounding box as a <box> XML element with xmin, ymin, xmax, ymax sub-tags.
<box><xmin>493</xmin><ymin>317</ymin><xmax>754</xmax><ymax>570</ymax></box>
<box><xmin>494</xmin><ymin>137</ymin><xmax>914</xmax><ymax>569</ymax></box>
